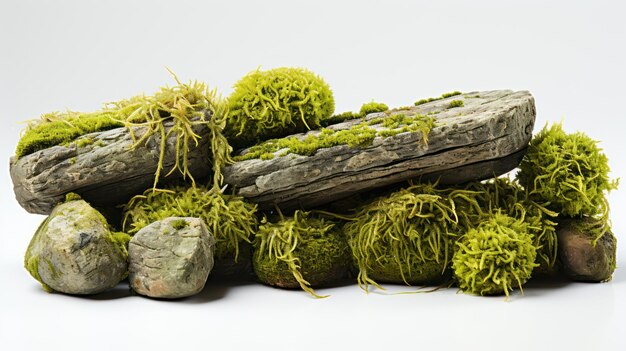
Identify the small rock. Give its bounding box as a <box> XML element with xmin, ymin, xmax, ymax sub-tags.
<box><xmin>129</xmin><ymin>217</ymin><xmax>215</xmax><ymax>298</ymax></box>
<box><xmin>557</xmin><ymin>218</ymin><xmax>617</xmax><ymax>282</ymax></box>
<box><xmin>24</xmin><ymin>199</ymin><xmax>128</xmax><ymax>294</ymax></box>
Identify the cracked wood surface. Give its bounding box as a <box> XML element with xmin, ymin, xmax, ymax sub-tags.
<box><xmin>223</xmin><ymin>90</ymin><xmax>536</xmax><ymax>210</ymax></box>
<box><xmin>10</xmin><ymin>115</ymin><xmax>212</xmax><ymax>215</ymax></box>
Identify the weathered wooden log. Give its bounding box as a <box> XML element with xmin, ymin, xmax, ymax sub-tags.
<box><xmin>223</xmin><ymin>90</ymin><xmax>535</xmax><ymax>210</ymax></box>
<box><xmin>10</xmin><ymin>114</ymin><xmax>212</xmax><ymax>215</ymax></box>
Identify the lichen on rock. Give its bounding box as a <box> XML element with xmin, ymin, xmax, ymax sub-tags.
<box><xmin>123</xmin><ymin>185</ymin><xmax>258</xmax><ymax>278</ymax></box>
<box><xmin>24</xmin><ymin>198</ymin><xmax>128</xmax><ymax>294</ymax></box>
<box><xmin>128</xmin><ymin>217</ymin><xmax>215</xmax><ymax>298</ymax></box>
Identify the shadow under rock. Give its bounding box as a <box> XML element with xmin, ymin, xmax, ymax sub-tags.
<box><xmin>519</xmin><ymin>274</ymin><xmax>572</xmax><ymax>298</ymax></box>
<box><xmin>179</xmin><ymin>276</ymin><xmax>257</xmax><ymax>304</ymax></box>
<box><xmin>80</xmin><ymin>282</ymin><xmax>133</xmax><ymax>300</ymax></box>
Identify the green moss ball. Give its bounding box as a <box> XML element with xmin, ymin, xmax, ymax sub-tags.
<box><xmin>452</xmin><ymin>212</ymin><xmax>537</xmax><ymax>297</ymax></box>
<box><xmin>252</xmin><ymin>211</ymin><xmax>352</xmax><ymax>298</ymax></box>
<box><xmin>123</xmin><ymin>185</ymin><xmax>258</xmax><ymax>277</ymax></box>
<box><xmin>345</xmin><ymin>184</ymin><xmax>462</xmax><ymax>291</ymax></box>
<box><xmin>517</xmin><ymin>123</ymin><xmax>618</xmax><ymax>217</ymax></box>
<box><xmin>225</xmin><ymin>67</ymin><xmax>335</xmax><ymax>148</ymax></box>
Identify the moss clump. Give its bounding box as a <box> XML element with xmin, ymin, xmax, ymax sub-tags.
<box><xmin>462</xmin><ymin>178</ymin><xmax>559</xmax><ymax>273</ymax></box>
<box><xmin>320</xmin><ymin>111</ymin><xmax>362</xmax><ymax>127</ymax></box>
<box><xmin>448</xmin><ymin>100</ymin><xmax>464</xmax><ymax>108</ymax></box>
<box><xmin>225</xmin><ymin>67</ymin><xmax>335</xmax><ymax>149</ymax></box>
<box><xmin>253</xmin><ymin>211</ymin><xmax>351</xmax><ymax>298</ymax></box>
<box><xmin>453</xmin><ymin>212</ymin><xmax>537</xmax><ymax>297</ymax></box>
<box><xmin>123</xmin><ymin>185</ymin><xmax>258</xmax><ymax>265</ymax></box>
<box><xmin>64</xmin><ymin>192</ymin><xmax>83</xmax><ymax>202</ymax></box>
<box><xmin>414</xmin><ymin>91</ymin><xmax>462</xmax><ymax>106</ymax></box>
<box><xmin>171</xmin><ymin>219</ymin><xmax>188</xmax><ymax>230</ymax></box>
<box><xmin>359</xmin><ymin>101</ymin><xmax>388</xmax><ymax>116</ymax></box>
<box><xmin>517</xmin><ymin>123</ymin><xmax>618</xmax><ymax>217</ymax></box>
<box><xmin>234</xmin><ymin>113</ymin><xmax>436</xmax><ymax>161</ymax></box>
<box><xmin>16</xmin><ymin>112</ymin><xmax>122</xmax><ymax>158</ymax></box>
<box><xmin>16</xmin><ymin>71</ymin><xmax>232</xmax><ymax>189</ymax></box>
<box><xmin>320</xmin><ymin>101</ymin><xmax>390</xmax><ymax>127</ymax></box>
<box><xmin>344</xmin><ymin>183</ymin><xmax>479</xmax><ymax>292</ymax></box>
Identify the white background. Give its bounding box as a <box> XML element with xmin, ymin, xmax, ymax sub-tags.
<box><xmin>1</xmin><ymin>1</ymin><xmax>625</xmax><ymax>350</ymax></box>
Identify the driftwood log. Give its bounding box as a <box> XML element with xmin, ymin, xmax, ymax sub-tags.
<box><xmin>223</xmin><ymin>90</ymin><xmax>536</xmax><ymax>210</ymax></box>
<box><xmin>10</xmin><ymin>90</ymin><xmax>535</xmax><ymax>215</ymax></box>
<box><xmin>10</xmin><ymin>114</ymin><xmax>212</xmax><ymax>215</ymax></box>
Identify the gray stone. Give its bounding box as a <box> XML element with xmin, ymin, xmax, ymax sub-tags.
<box><xmin>24</xmin><ymin>199</ymin><xmax>128</xmax><ymax>294</ymax></box>
<box><xmin>557</xmin><ymin>218</ymin><xmax>617</xmax><ymax>282</ymax></box>
<box><xmin>10</xmin><ymin>114</ymin><xmax>212</xmax><ymax>215</ymax></box>
<box><xmin>223</xmin><ymin>90</ymin><xmax>536</xmax><ymax>210</ymax></box>
<box><xmin>129</xmin><ymin>217</ymin><xmax>215</xmax><ymax>299</ymax></box>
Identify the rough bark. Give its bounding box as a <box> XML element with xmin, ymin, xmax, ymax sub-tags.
<box><xmin>10</xmin><ymin>115</ymin><xmax>212</xmax><ymax>215</ymax></box>
<box><xmin>223</xmin><ymin>90</ymin><xmax>535</xmax><ymax>210</ymax></box>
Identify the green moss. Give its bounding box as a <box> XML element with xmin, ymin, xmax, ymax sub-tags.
<box><xmin>234</xmin><ymin>113</ymin><xmax>436</xmax><ymax>161</ymax></box>
<box><xmin>74</xmin><ymin>136</ymin><xmax>95</xmax><ymax>148</ymax></box>
<box><xmin>359</xmin><ymin>101</ymin><xmax>388</xmax><ymax>116</ymax></box>
<box><xmin>344</xmin><ymin>183</ymin><xmax>480</xmax><ymax>292</ymax></box>
<box><xmin>414</xmin><ymin>91</ymin><xmax>462</xmax><ymax>106</ymax></box>
<box><xmin>16</xmin><ymin>71</ymin><xmax>232</xmax><ymax>190</ymax></box>
<box><xmin>225</xmin><ymin>67</ymin><xmax>335</xmax><ymax>149</ymax></box>
<box><xmin>253</xmin><ymin>210</ymin><xmax>351</xmax><ymax>298</ymax></box>
<box><xmin>24</xmin><ymin>215</ymin><xmax>54</xmax><ymax>292</ymax></box>
<box><xmin>452</xmin><ymin>212</ymin><xmax>537</xmax><ymax>297</ymax></box>
<box><xmin>517</xmin><ymin>122</ymin><xmax>618</xmax><ymax>218</ymax></box>
<box><xmin>321</xmin><ymin>111</ymin><xmax>363</xmax><ymax>127</ymax></box>
<box><xmin>110</xmin><ymin>231</ymin><xmax>131</xmax><ymax>255</ymax></box>
<box><xmin>461</xmin><ymin>178</ymin><xmax>559</xmax><ymax>272</ymax></box>
<box><xmin>64</xmin><ymin>192</ymin><xmax>83</xmax><ymax>202</ymax></box>
<box><xmin>123</xmin><ymin>185</ymin><xmax>258</xmax><ymax>263</ymax></box>
<box><xmin>171</xmin><ymin>219</ymin><xmax>188</xmax><ymax>230</ymax></box>
<box><xmin>448</xmin><ymin>100</ymin><xmax>464</xmax><ymax>108</ymax></box>
<box><xmin>441</xmin><ymin>91</ymin><xmax>462</xmax><ymax>98</ymax></box>
<box><xmin>16</xmin><ymin>112</ymin><xmax>122</xmax><ymax>158</ymax></box>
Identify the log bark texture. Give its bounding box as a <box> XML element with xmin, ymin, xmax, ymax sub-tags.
<box><xmin>223</xmin><ymin>90</ymin><xmax>536</xmax><ymax>210</ymax></box>
<box><xmin>10</xmin><ymin>115</ymin><xmax>211</xmax><ymax>215</ymax></box>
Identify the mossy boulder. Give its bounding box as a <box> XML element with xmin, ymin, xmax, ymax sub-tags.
<box><xmin>24</xmin><ymin>198</ymin><xmax>129</xmax><ymax>294</ymax></box>
<box><xmin>123</xmin><ymin>185</ymin><xmax>258</xmax><ymax>279</ymax></box>
<box><xmin>252</xmin><ymin>211</ymin><xmax>352</xmax><ymax>298</ymax></box>
<box><xmin>557</xmin><ymin>218</ymin><xmax>616</xmax><ymax>282</ymax></box>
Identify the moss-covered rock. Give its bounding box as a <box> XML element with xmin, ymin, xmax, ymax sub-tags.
<box><xmin>452</xmin><ymin>212</ymin><xmax>537</xmax><ymax>297</ymax></box>
<box><xmin>252</xmin><ymin>211</ymin><xmax>352</xmax><ymax>298</ymax></box>
<box><xmin>24</xmin><ymin>198</ymin><xmax>128</xmax><ymax>294</ymax></box>
<box><xmin>225</xmin><ymin>67</ymin><xmax>335</xmax><ymax>149</ymax></box>
<box><xmin>557</xmin><ymin>217</ymin><xmax>616</xmax><ymax>282</ymax></box>
<box><xmin>123</xmin><ymin>185</ymin><xmax>258</xmax><ymax>278</ymax></box>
